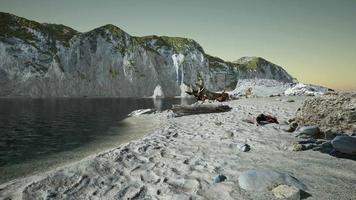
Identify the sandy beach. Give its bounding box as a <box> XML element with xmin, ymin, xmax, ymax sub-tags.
<box><xmin>1</xmin><ymin>97</ymin><xmax>355</xmax><ymax>200</ymax></box>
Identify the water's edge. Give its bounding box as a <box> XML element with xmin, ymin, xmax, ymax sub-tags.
<box><xmin>0</xmin><ymin>115</ymin><xmax>159</xmax><ymax>185</ymax></box>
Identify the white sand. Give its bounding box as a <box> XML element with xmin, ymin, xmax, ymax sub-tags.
<box><xmin>1</xmin><ymin>97</ymin><xmax>355</xmax><ymax>200</ymax></box>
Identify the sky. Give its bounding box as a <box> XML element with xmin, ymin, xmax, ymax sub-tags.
<box><xmin>1</xmin><ymin>0</ymin><xmax>355</xmax><ymax>90</ymax></box>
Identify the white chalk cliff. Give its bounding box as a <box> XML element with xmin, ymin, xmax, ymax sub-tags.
<box><xmin>0</xmin><ymin>12</ymin><xmax>316</xmax><ymax>97</ymax></box>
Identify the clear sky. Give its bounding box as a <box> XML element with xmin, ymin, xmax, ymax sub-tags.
<box><xmin>1</xmin><ymin>0</ymin><xmax>355</xmax><ymax>90</ymax></box>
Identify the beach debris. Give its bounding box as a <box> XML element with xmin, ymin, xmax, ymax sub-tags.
<box><xmin>239</xmin><ymin>143</ymin><xmax>251</xmax><ymax>152</ymax></box>
<box><xmin>171</xmin><ymin>104</ymin><xmax>232</xmax><ymax>117</ymax></box>
<box><xmin>272</xmin><ymin>184</ymin><xmax>300</xmax><ymax>200</ymax></box>
<box><xmin>295</xmin><ymin>126</ymin><xmax>322</xmax><ymax>139</ymax></box>
<box><xmin>238</xmin><ymin>169</ymin><xmax>306</xmax><ymax>192</ymax></box>
<box><xmin>256</xmin><ymin>114</ymin><xmax>279</xmax><ymax>125</ymax></box>
<box><xmin>331</xmin><ymin>136</ymin><xmax>356</xmax><ymax>155</ymax></box>
<box><xmin>128</xmin><ymin>108</ymin><xmax>156</xmax><ymax>116</ymax></box>
<box><xmin>186</xmin><ymin>84</ymin><xmax>229</xmax><ymax>102</ymax></box>
<box><xmin>213</xmin><ymin>174</ymin><xmax>227</xmax><ymax>183</ymax></box>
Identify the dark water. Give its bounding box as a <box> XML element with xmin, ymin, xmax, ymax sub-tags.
<box><xmin>0</xmin><ymin>97</ymin><xmax>195</xmax><ymax>183</ymax></box>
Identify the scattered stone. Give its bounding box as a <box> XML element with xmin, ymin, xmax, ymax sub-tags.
<box><xmin>315</xmin><ymin>139</ymin><xmax>328</xmax><ymax>144</ymax></box>
<box><xmin>331</xmin><ymin>136</ymin><xmax>356</xmax><ymax>155</ymax></box>
<box><xmin>295</xmin><ymin>126</ymin><xmax>322</xmax><ymax>139</ymax></box>
<box><xmin>287</xmin><ymin>118</ymin><xmax>296</xmax><ymax>124</ymax></box>
<box><xmin>298</xmin><ymin>139</ymin><xmax>317</xmax><ymax>144</ymax></box>
<box><xmin>239</xmin><ymin>144</ymin><xmax>251</xmax><ymax>152</ymax></box>
<box><xmin>284</xmin><ymin>122</ymin><xmax>298</xmax><ymax>132</ymax></box>
<box><xmin>293</xmin><ymin>144</ymin><xmax>305</xmax><ymax>151</ymax></box>
<box><xmin>296</xmin><ymin>92</ymin><xmax>356</xmax><ymax>136</ymax></box>
<box><xmin>238</xmin><ymin>169</ymin><xmax>306</xmax><ymax>192</ymax></box>
<box><xmin>215</xmin><ymin>121</ymin><xmax>223</xmax><ymax>126</ymax></box>
<box><xmin>224</xmin><ymin>131</ymin><xmax>234</xmax><ymax>138</ymax></box>
<box><xmin>304</xmin><ymin>143</ymin><xmax>316</xmax><ymax>150</ymax></box>
<box><xmin>272</xmin><ymin>184</ymin><xmax>300</xmax><ymax>200</ymax></box>
<box><xmin>312</xmin><ymin>146</ymin><xmax>322</xmax><ymax>151</ymax></box>
<box><xmin>213</xmin><ymin>174</ymin><xmax>227</xmax><ymax>183</ymax></box>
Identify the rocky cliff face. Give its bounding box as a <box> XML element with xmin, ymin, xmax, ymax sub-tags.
<box><xmin>0</xmin><ymin>12</ymin><xmax>295</xmax><ymax>97</ymax></box>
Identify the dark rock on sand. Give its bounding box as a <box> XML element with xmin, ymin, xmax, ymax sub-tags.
<box><xmin>331</xmin><ymin>136</ymin><xmax>356</xmax><ymax>155</ymax></box>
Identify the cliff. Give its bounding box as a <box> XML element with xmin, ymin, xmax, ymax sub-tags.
<box><xmin>0</xmin><ymin>12</ymin><xmax>295</xmax><ymax>97</ymax></box>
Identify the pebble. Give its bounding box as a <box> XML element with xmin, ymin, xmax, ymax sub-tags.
<box><xmin>331</xmin><ymin>136</ymin><xmax>356</xmax><ymax>155</ymax></box>
<box><xmin>238</xmin><ymin>169</ymin><xmax>306</xmax><ymax>192</ymax></box>
<box><xmin>224</xmin><ymin>131</ymin><xmax>234</xmax><ymax>139</ymax></box>
<box><xmin>239</xmin><ymin>144</ymin><xmax>251</xmax><ymax>152</ymax></box>
<box><xmin>293</xmin><ymin>144</ymin><xmax>305</xmax><ymax>151</ymax></box>
<box><xmin>272</xmin><ymin>184</ymin><xmax>300</xmax><ymax>200</ymax></box>
<box><xmin>213</xmin><ymin>174</ymin><xmax>227</xmax><ymax>183</ymax></box>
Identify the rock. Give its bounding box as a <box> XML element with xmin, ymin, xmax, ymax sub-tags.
<box><xmin>298</xmin><ymin>139</ymin><xmax>317</xmax><ymax>144</ymax></box>
<box><xmin>315</xmin><ymin>139</ymin><xmax>328</xmax><ymax>144</ymax></box>
<box><xmin>295</xmin><ymin>126</ymin><xmax>321</xmax><ymax>139</ymax></box>
<box><xmin>293</xmin><ymin>144</ymin><xmax>305</xmax><ymax>151</ymax></box>
<box><xmin>304</xmin><ymin>143</ymin><xmax>316</xmax><ymax>150</ymax></box>
<box><xmin>213</xmin><ymin>174</ymin><xmax>227</xmax><ymax>183</ymax></box>
<box><xmin>287</xmin><ymin>99</ymin><xmax>295</xmax><ymax>103</ymax></box>
<box><xmin>287</xmin><ymin>118</ymin><xmax>296</xmax><ymax>124</ymax></box>
<box><xmin>284</xmin><ymin>122</ymin><xmax>298</xmax><ymax>132</ymax></box>
<box><xmin>223</xmin><ymin>131</ymin><xmax>234</xmax><ymax>139</ymax></box>
<box><xmin>331</xmin><ymin>136</ymin><xmax>356</xmax><ymax>155</ymax></box>
<box><xmin>239</xmin><ymin>144</ymin><xmax>251</xmax><ymax>152</ymax></box>
<box><xmin>272</xmin><ymin>185</ymin><xmax>300</xmax><ymax>200</ymax></box>
<box><xmin>238</xmin><ymin>169</ymin><xmax>306</xmax><ymax>192</ymax></box>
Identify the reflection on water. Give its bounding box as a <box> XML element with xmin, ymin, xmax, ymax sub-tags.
<box><xmin>0</xmin><ymin>97</ymin><xmax>195</xmax><ymax>183</ymax></box>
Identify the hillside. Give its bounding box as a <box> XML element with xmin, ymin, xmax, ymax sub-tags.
<box><xmin>0</xmin><ymin>12</ymin><xmax>297</xmax><ymax>97</ymax></box>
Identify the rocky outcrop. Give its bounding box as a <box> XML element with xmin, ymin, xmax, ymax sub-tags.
<box><xmin>0</xmin><ymin>12</ymin><xmax>296</xmax><ymax>97</ymax></box>
<box><xmin>296</xmin><ymin>92</ymin><xmax>356</xmax><ymax>136</ymax></box>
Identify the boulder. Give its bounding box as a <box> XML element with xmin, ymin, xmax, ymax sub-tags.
<box><xmin>295</xmin><ymin>126</ymin><xmax>321</xmax><ymax>139</ymax></box>
<box><xmin>238</xmin><ymin>169</ymin><xmax>306</xmax><ymax>192</ymax></box>
<box><xmin>331</xmin><ymin>136</ymin><xmax>356</xmax><ymax>155</ymax></box>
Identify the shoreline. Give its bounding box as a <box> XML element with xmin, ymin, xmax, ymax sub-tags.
<box><xmin>1</xmin><ymin>97</ymin><xmax>355</xmax><ymax>199</ymax></box>
<box><xmin>0</xmin><ymin>116</ymin><xmax>160</xmax><ymax>197</ymax></box>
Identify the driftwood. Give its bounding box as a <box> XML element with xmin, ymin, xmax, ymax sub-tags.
<box><xmin>172</xmin><ymin>104</ymin><xmax>232</xmax><ymax>117</ymax></box>
<box><xmin>185</xmin><ymin>84</ymin><xmax>229</xmax><ymax>102</ymax></box>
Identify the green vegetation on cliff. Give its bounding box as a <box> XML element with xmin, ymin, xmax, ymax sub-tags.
<box><xmin>0</xmin><ymin>12</ymin><xmax>78</xmax><ymax>47</ymax></box>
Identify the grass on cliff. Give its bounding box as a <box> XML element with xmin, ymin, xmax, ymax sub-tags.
<box><xmin>0</xmin><ymin>12</ymin><xmax>78</xmax><ymax>47</ymax></box>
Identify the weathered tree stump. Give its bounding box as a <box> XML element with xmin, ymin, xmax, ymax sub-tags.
<box><xmin>186</xmin><ymin>84</ymin><xmax>229</xmax><ymax>102</ymax></box>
